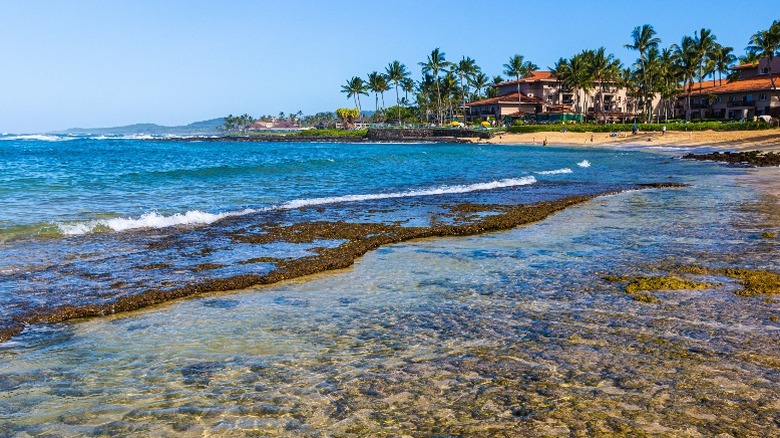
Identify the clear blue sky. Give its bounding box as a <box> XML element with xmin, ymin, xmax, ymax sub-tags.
<box><xmin>0</xmin><ymin>0</ymin><xmax>770</xmax><ymax>133</ymax></box>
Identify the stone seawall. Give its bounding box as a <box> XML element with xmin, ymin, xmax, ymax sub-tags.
<box><xmin>367</xmin><ymin>128</ymin><xmax>491</xmax><ymax>141</ymax></box>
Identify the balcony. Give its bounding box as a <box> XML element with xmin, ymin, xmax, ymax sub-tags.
<box><xmin>727</xmin><ymin>101</ymin><xmax>755</xmax><ymax>108</ymax></box>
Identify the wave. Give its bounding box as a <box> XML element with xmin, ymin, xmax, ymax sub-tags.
<box><xmin>0</xmin><ymin>134</ymin><xmax>75</xmax><ymax>142</ymax></box>
<box><xmin>535</xmin><ymin>168</ymin><xmax>573</xmax><ymax>175</ymax></box>
<box><xmin>55</xmin><ymin>176</ymin><xmax>537</xmax><ymax>235</ymax></box>
<box><xmin>577</xmin><ymin>160</ymin><xmax>591</xmax><ymax>168</ymax></box>
<box><xmin>279</xmin><ymin>176</ymin><xmax>537</xmax><ymax>209</ymax></box>
<box><xmin>57</xmin><ymin>209</ymin><xmax>255</xmax><ymax>235</ymax></box>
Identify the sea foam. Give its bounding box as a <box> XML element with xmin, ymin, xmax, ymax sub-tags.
<box><xmin>58</xmin><ymin>209</ymin><xmax>255</xmax><ymax>235</ymax></box>
<box><xmin>279</xmin><ymin>176</ymin><xmax>537</xmax><ymax>209</ymax></box>
<box><xmin>0</xmin><ymin>134</ymin><xmax>74</xmax><ymax>142</ymax></box>
<box><xmin>577</xmin><ymin>160</ymin><xmax>591</xmax><ymax>168</ymax></box>
<box><xmin>56</xmin><ymin>176</ymin><xmax>537</xmax><ymax>235</ymax></box>
<box><xmin>535</xmin><ymin>168</ymin><xmax>573</xmax><ymax>175</ymax></box>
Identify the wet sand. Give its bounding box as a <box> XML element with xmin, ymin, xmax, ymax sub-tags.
<box><xmin>484</xmin><ymin>129</ymin><xmax>780</xmax><ymax>152</ymax></box>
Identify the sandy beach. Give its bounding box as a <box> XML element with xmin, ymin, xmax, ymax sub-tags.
<box><xmin>483</xmin><ymin>128</ymin><xmax>780</xmax><ymax>151</ymax></box>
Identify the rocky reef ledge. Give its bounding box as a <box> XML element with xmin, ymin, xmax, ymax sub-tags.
<box><xmin>681</xmin><ymin>150</ymin><xmax>780</xmax><ymax>167</ymax></box>
<box><xmin>0</xmin><ymin>183</ymin><xmax>685</xmax><ymax>343</ymax></box>
<box><xmin>365</xmin><ymin>128</ymin><xmax>491</xmax><ymax>142</ymax></box>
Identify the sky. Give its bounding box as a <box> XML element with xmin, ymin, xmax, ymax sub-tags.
<box><xmin>0</xmin><ymin>0</ymin><xmax>771</xmax><ymax>133</ymax></box>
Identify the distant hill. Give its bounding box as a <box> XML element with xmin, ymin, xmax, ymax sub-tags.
<box><xmin>55</xmin><ymin>118</ymin><xmax>225</xmax><ymax>137</ymax></box>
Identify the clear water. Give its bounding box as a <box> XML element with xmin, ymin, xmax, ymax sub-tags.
<box><xmin>0</xmin><ymin>137</ymin><xmax>778</xmax><ymax>435</ymax></box>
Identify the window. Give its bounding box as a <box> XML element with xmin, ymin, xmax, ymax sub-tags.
<box><xmin>716</xmin><ymin>97</ymin><xmax>722</xmax><ymax>103</ymax></box>
<box><xmin>746</xmin><ymin>94</ymin><xmax>753</xmax><ymax>102</ymax></box>
<box><xmin>761</xmin><ymin>67</ymin><xmax>770</xmax><ymax>74</ymax></box>
<box><xmin>729</xmin><ymin>96</ymin><xmax>735</xmax><ymax>102</ymax></box>
<box><xmin>760</xmin><ymin>93</ymin><xmax>767</xmax><ymax>101</ymax></box>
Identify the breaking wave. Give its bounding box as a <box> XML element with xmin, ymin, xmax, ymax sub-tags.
<box><xmin>577</xmin><ymin>160</ymin><xmax>591</xmax><ymax>168</ymax></box>
<box><xmin>0</xmin><ymin>134</ymin><xmax>74</xmax><ymax>142</ymax></box>
<box><xmin>55</xmin><ymin>176</ymin><xmax>537</xmax><ymax>235</ymax></box>
<box><xmin>278</xmin><ymin>176</ymin><xmax>537</xmax><ymax>209</ymax></box>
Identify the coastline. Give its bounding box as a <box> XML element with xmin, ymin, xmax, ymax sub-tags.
<box><xmin>481</xmin><ymin>128</ymin><xmax>780</xmax><ymax>152</ymax></box>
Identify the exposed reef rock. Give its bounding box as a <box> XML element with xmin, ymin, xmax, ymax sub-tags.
<box><xmin>681</xmin><ymin>150</ymin><xmax>780</xmax><ymax>167</ymax></box>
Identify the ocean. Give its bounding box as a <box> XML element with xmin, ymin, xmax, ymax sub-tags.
<box><xmin>0</xmin><ymin>135</ymin><xmax>778</xmax><ymax>435</ymax></box>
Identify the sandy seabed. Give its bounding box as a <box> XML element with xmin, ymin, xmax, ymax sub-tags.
<box><xmin>483</xmin><ymin>128</ymin><xmax>780</xmax><ymax>152</ymax></box>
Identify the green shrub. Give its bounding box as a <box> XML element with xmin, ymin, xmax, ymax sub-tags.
<box><xmin>508</xmin><ymin>121</ymin><xmax>774</xmax><ymax>134</ymax></box>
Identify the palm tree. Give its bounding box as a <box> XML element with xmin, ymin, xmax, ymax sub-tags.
<box><xmin>641</xmin><ymin>46</ymin><xmax>663</xmax><ymax>122</ymax></box>
<box><xmin>385</xmin><ymin>60</ymin><xmax>410</xmax><ymax>124</ymax></box>
<box><xmin>625</xmin><ymin>25</ymin><xmax>661</xmax><ymax>121</ymax></box>
<box><xmin>367</xmin><ymin>71</ymin><xmax>388</xmax><ymax>113</ymax></box>
<box><xmin>551</xmin><ymin>58</ymin><xmax>571</xmax><ymax>108</ymax></box>
<box><xmin>748</xmin><ymin>20</ymin><xmax>780</xmax><ymax>107</ymax></box>
<box><xmin>712</xmin><ymin>44</ymin><xmax>736</xmax><ymax>86</ymax></box>
<box><xmin>693</xmin><ymin>28</ymin><xmax>718</xmax><ymax>120</ymax></box>
<box><xmin>561</xmin><ymin>51</ymin><xmax>594</xmax><ymax>118</ymax></box>
<box><xmin>657</xmin><ymin>47</ymin><xmax>682</xmax><ymax>121</ymax></box>
<box><xmin>618</xmin><ymin>66</ymin><xmax>639</xmax><ymax>117</ymax></box>
<box><xmin>674</xmin><ymin>36</ymin><xmax>698</xmax><ymax>121</ymax></box>
<box><xmin>341</xmin><ymin>76</ymin><xmax>368</xmax><ymax>112</ymax></box>
<box><xmin>471</xmin><ymin>72</ymin><xmax>489</xmax><ymax>100</ymax></box>
<box><xmin>588</xmin><ymin>47</ymin><xmax>620</xmax><ymax>122</ymax></box>
<box><xmin>487</xmin><ymin>75</ymin><xmax>503</xmax><ymax>98</ymax></box>
<box><xmin>417</xmin><ymin>73</ymin><xmax>436</xmax><ymax>123</ymax></box>
<box><xmin>441</xmin><ymin>71</ymin><xmax>459</xmax><ymax>122</ymax></box>
<box><xmin>738</xmin><ymin>51</ymin><xmax>763</xmax><ymax>65</ymax></box>
<box><xmin>503</xmin><ymin>54</ymin><xmax>536</xmax><ymax>117</ymax></box>
<box><xmin>455</xmin><ymin>56</ymin><xmax>478</xmax><ymax>121</ymax></box>
<box><xmin>419</xmin><ymin>48</ymin><xmax>451</xmax><ymax>124</ymax></box>
<box><xmin>400</xmin><ymin>77</ymin><xmax>416</xmax><ymax>105</ymax></box>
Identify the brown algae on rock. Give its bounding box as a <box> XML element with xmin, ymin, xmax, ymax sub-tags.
<box><xmin>719</xmin><ymin>269</ymin><xmax>780</xmax><ymax>296</ymax></box>
<box><xmin>604</xmin><ymin>275</ymin><xmax>713</xmax><ymax>303</ymax></box>
<box><xmin>669</xmin><ymin>265</ymin><xmax>780</xmax><ymax>297</ymax></box>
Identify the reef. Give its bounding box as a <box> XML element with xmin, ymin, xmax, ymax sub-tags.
<box><xmin>605</xmin><ymin>264</ymin><xmax>780</xmax><ymax>302</ymax></box>
<box><xmin>681</xmin><ymin>150</ymin><xmax>780</xmax><ymax>167</ymax></box>
<box><xmin>604</xmin><ymin>275</ymin><xmax>714</xmax><ymax>303</ymax></box>
<box><xmin>0</xmin><ymin>183</ymin><xmax>688</xmax><ymax>343</ymax></box>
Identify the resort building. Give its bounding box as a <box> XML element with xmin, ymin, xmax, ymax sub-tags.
<box><xmin>679</xmin><ymin>56</ymin><xmax>780</xmax><ymax>120</ymax></box>
<box><xmin>466</xmin><ymin>71</ymin><xmax>638</xmax><ymax>124</ymax></box>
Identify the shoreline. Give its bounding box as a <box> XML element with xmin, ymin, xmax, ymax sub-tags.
<box><xmin>480</xmin><ymin>128</ymin><xmax>780</xmax><ymax>152</ymax></box>
<box><xmin>158</xmin><ymin>128</ymin><xmax>780</xmax><ymax>151</ymax></box>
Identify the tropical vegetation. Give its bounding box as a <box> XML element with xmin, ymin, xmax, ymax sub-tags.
<box><xmin>225</xmin><ymin>20</ymin><xmax>780</xmax><ymax>135</ymax></box>
<box><xmin>334</xmin><ymin>20</ymin><xmax>779</xmax><ymax>127</ymax></box>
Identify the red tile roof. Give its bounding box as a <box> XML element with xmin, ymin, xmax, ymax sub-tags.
<box><xmin>497</xmin><ymin>71</ymin><xmax>557</xmax><ymax>86</ymax></box>
<box><xmin>467</xmin><ymin>92</ymin><xmax>545</xmax><ymax>107</ymax></box>
<box><xmin>688</xmin><ymin>75</ymin><xmax>780</xmax><ymax>94</ymax></box>
<box><xmin>731</xmin><ymin>62</ymin><xmax>759</xmax><ymax>70</ymax></box>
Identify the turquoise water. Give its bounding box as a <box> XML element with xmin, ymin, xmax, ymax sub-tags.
<box><xmin>1</xmin><ymin>137</ymin><xmax>779</xmax><ymax>435</ymax></box>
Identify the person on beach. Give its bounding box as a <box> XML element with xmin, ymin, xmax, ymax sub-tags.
<box><xmin>543</xmin><ymin>137</ymin><xmax>548</xmax><ymax>146</ymax></box>
<box><xmin>590</xmin><ymin>134</ymin><xmax>594</xmax><ymax>143</ymax></box>
<box><xmin>662</xmin><ymin>125</ymin><xmax>666</xmax><ymax>135</ymax></box>
<box><xmin>632</xmin><ymin>123</ymin><xmax>638</xmax><ymax>135</ymax></box>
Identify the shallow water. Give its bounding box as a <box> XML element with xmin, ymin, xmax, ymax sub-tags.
<box><xmin>1</xmin><ymin>139</ymin><xmax>779</xmax><ymax>435</ymax></box>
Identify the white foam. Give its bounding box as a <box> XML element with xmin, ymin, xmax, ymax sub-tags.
<box><xmin>577</xmin><ymin>160</ymin><xmax>591</xmax><ymax>168</ymax></box>
<box><xmin>56</xmin><ymin>176</ymin><xmax>537</xmax><ymax>235</ymax></box>
<box><xmin>57</xmin><ymin>209</ymin><xmax>255</xmax><ymax>235</ymax></box>
<box><xmin>535</xmin><ymin>168</ymin><xmax>573</xmax><ymax>175</ymax></box>
<box><xmin>279</xmin><ymin>176</ymin><xmax>537</xmax><ymax>209</ymax></box>
<box><xmin>0</xmin><ymin>134</ymin><xmax>74</xmax><ymax>142</ymax></box>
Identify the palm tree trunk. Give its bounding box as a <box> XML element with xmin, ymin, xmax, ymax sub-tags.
<box><xmin>395</xmin><ymin>83</ymin><xmax>401</xmax><ymax>124</ymax></box>
<box><xmin>436</xmin><ymin>81</ymin><xmax>442</xmax><ymax>125</ymax></box>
